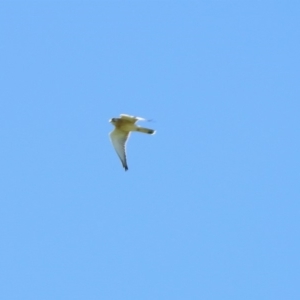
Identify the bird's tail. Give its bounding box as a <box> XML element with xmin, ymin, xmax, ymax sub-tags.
<box><xmin>136</xmin><ymin>126</ymin><xmax>155</xmax><ymax>134</ymax></box>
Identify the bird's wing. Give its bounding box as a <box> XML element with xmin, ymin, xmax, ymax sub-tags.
<box><xmin>110</xmin><ymin>128</ymin><xmax>130</xmax><ymax>171</ymax></box>
<box><xmin>120</xmin><ymin>114</ymin><xmax>146</xmax><ymax>123</ymax></box>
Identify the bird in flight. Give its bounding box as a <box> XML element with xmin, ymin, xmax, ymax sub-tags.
<box><xmin>109</xmin><ymin>114</ymin><xmax>156</xmax><ymax>171</ymax></box>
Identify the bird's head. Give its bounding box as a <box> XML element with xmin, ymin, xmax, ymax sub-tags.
<box><xmin>109</xmin><ymin>118</ymin><xmax>118</xmax><ymax>125</ymax></box>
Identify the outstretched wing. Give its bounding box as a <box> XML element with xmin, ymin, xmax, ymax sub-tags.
<box><xmin>120</xmin><ymin>114</ymin><xmax>146</xmax><ymax>123</ymax></box>
<box><xmin>110</xmin><ymin>128</ymin><xmax>130</xmax><ymax>171</ymax></box>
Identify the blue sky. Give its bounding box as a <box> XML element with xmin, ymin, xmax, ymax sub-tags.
<box><xmin>1</xmin><ymin>1</ymin><xmax>299</xmax><ymax>299</ymax></box>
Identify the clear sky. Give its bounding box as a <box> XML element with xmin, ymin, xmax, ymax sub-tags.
<box><xmin>1</xmin><ymin>2</ymin><xmax>299</xmax><ymax>299</ymax></box>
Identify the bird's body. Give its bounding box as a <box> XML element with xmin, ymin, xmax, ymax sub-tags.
<box><xmin>109</xmin><ymin>114</ymin><xmax>155</xmax><ymax>171</ymax></box>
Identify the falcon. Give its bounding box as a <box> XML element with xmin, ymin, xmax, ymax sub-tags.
<box><xmin>109</xmin><ymin>114</ymin><xmax>155</xmax><ymax>171</ymax></box>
